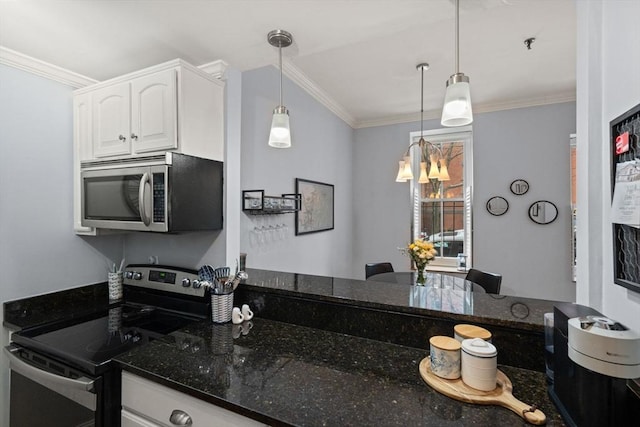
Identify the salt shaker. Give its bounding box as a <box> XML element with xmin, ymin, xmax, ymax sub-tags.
<box><xmin>461</xmin><ymin>338</ymin><xmax>498</xmax><ymax>391</ymax></box>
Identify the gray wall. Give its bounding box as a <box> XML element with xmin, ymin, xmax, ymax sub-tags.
<box><xmin>352</xmin><ymin>103</ymin><xmax>577</xmax><ymax>302</ymax></box>
<box><xmin>0</xmin><ymin>64</ymin><xmax>123</xmax><ymax>298</ymax></box>
<box><xmin>239</xmin><ymin>66</ymin><xmax>355</xmax><ymax>278</ymax></box>
<box><xmin>576</xmin><ymin>0</ymin><xmax>640</xmax><ymax>331</ymax></box>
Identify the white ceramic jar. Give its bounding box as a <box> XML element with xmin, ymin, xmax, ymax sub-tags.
<box><xmin>429</xmin><ymin>336</ymin><xmax>461</xmax><ymax>379</ymax></box>
<box><xmin>461</xmin><ymin>338</ymin><xmax>498</xmax><ymax>391</ymax></box>
<box><xmin>454</xmin><ymin>324</ymin><xmax>492</xmax><ymax>343</ymax></box>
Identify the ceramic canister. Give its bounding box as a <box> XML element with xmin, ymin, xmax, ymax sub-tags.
<box><xmin>429</xmin><ymin>336</ymin><xmax>462</xmax><ymax>379</ymax></box>
<box><xmin>454</xmin><ymin>324</ymin><xmax>492</xmax><ymax>343</ymax></box>
<box><xmin>461</xmin><ymin>338</ymin><xmax>498</xmax><ymax>391</ymax></box>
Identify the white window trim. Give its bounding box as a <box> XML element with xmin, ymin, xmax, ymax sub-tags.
<box><xmin>409</xmin><ymin>126</ymin><xmax>473</xmax><ymax>270</ymax></box>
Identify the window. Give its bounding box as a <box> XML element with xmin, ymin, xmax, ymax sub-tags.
<box><xmin>410</xmin><ymin>127</ymin><xmax>473</xmax><ymax>269</ymax></box>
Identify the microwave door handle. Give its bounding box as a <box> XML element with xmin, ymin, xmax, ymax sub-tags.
<box><xmin>138</xmin><ymin>172</ymin><xmax>152</xmax><ymax>226</ymax></box>
<box><xmin>4</xmin><ymin>346</ymin><xmax>97</xmax><ymax>411</ymax></box>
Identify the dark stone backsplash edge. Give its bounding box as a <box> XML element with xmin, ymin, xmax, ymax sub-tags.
<box><xmin>3</xmin><ymin>282</ymin><xmax>109</xmax><ymax>330</ymax></box>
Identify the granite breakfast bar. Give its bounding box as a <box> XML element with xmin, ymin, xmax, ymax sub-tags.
<box><xmin>115</xmin><ymin>269</ymin><xmax>565</xmax><ymax>426</ymax></box>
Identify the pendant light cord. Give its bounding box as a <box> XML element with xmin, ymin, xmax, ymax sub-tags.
<box><xmin>455</xmin><ymin>0</ymin><xmax>460</xmax><ymax>74</ymax></box>
<box><xmin>278</xmin><ymin>44</ymin><xmax>283</xmax><ymax>107</ymax></box>
<box><xmin>420</xmin><ymin>66</ymin><xmax>424</xmax><ymax>138</ymax></box>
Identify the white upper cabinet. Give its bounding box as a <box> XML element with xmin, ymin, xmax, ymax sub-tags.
<box><xmin>130</xmin><ymin>70</ymin><xmax>177</xmax><ymax>154</ymax></box>
<box><xmin>92</xmin><ymin>81</ymin><xmax>132</xmax><ymax>157</ymax></box>
<box><xmin>75</xmin><ymin>59</ymin><xmax>224</xmax><ymax>162</ymax></box>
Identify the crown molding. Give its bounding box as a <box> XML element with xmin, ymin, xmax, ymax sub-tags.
<box><xmin>353</xmin><ymin>91</ymin><xmax>577</xmax><ymax>129</ymax></box>
<box><xmin>0</xmin><ymin>46</ymin><xmax>98</xmax><ymax>88</ymax></box>
<box><xmin>198</xmin><ymin>59</ymin><xmax>229</xmax><ymax>79</ymax></box>
<box><xmin>280</xmin><ymin>59</ymin><xmax>357</xmax><ymax>128</ymax></box>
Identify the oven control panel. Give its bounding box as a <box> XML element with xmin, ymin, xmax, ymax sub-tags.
<box><xmin>123</xmin><ymin>265</ymin><xmax>207</xmax><ymax>298</ymax></box>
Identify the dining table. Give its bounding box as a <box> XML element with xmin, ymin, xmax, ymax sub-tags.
<box><xmin>367</xmin><ymin>271</ymin><xmax>485</xmax><ymax>292</ymax></box>
<box><xmin>367</xmin><ymin>271</ymin><xmax>484</xmax><ymax>315</ymax></box>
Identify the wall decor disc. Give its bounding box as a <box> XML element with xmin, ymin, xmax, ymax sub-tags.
<box><xmin>486</xmin><ymin>196</ymin><xmax>509</xmax><ymax>216</ymax></box>
<box><xmin>528</xmin><ymin>200</ymin><xmax>558</xmax><ymax>225</ymax></box>
<box><xmin>510</xmin><ymin>179</ymin><xmax>529</xmax><ymax>195</ymax></box>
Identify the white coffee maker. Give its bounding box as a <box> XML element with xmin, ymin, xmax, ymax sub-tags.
<box><xmin>549</xmin><ymin>303</ymin><xmax>640</xmax><ymax>427</ymax></box>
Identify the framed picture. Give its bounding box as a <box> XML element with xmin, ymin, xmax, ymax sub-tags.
<box><xmin>295</xmin><ymin>178</ymin><xmax>334</xmax><ymax>235</ymax></box>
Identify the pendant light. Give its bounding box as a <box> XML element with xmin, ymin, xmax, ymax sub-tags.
<box><xmin>268</xmin><ymin>29</ymin><xmax>293</xmax><ymax>148</ymax></box>
<box><xmin>441</xmin><ymin>0</ymin><xmax>473</xmax><ymax>127</ymax></box>
<box><xmin>396</xmin><ymin>63</ymin><xmax>449</xmax><ymax>183</ymax></box>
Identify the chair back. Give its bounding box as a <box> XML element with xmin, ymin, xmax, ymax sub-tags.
<box><xmin>365</xmin><ymin>262</ymin><xmax>394</xmax><ymax>279</ymax></box>
<box><xmin>465</xmin><ymin>268</ymin><xmax>502</xmax><ymax>294</ymax></box>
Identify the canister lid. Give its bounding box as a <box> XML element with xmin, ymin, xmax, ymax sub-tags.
<box><xmin>429</xmin><ymin>335</ymin><xmax>461</xmax><ymax>351</ymax></box>
<box><xmin>461</xmin><ymin>338</ymin><xmax>497</xmax><ymax>357</ymax></box>
<box><xmin>454</xmin><ymin>324</ymin><xmax>492</xmax><ymax>340</ymax></box>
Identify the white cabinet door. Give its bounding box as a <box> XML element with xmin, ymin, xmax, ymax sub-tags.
<box><xmin>92</xmin><ymin>82</ymin><xmax>131</xmax><ymax>158</ymax></box>
<box><xmin>122</xmin><ymin>372</ymin><xmax>266</xmax><ymax>427</ymax></box>
<box><xmin>131</xmin><ymin>69</ymin><xmax>177</xmax><ymax>154</ymax></box>
<box><xmin>122</xmin><ymin>410</ymin><xmax>161</xmax><ymax>427</ymax></box>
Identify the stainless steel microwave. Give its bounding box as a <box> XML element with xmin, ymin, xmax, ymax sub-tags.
<box><xmin>80</xmin><ymin>152</ymin><xmax>223</xmax><ymax>232</ymax></box>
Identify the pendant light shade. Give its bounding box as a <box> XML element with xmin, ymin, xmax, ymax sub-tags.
<box><xmin>395</xmin><ymin>160</ymin><xmax>408</xmax><ymax>182</ymax></box>
<box><xmin>438</xmin><ymin>158</ymin><xmax>451</xmax><ymax>181</ymax></box>
<box><xmin>427</xmin><ymin>154</ymin><xmax>441</xmax><ymax>180</ymax></box>
<box><xmin>267</xmin><ymin>29</ymin><xmax>293</xmax><ymax>148</ymax></box>
<box><xmin>400</xmin><ymin>156</ymin><xmax>414</xmax><ymax>181</ymax></box>
<box><xmin>418</xmin><ymin>162</ymin><xmax>430</xmax><ymax>184</ymax></box>
<box><xmin>268</xmin><ymin>106</ymin><xmax>291</xmax><ymax>148</ymax></box>
<box><xmin>441</xmin><ymin>74</ymin><xmax>473</xmax><ymax>127</ymax></box>
<box><xmin>441</xmin><ymin>0</ymin><xmax>473</xmax><ymax>127</ymax></box>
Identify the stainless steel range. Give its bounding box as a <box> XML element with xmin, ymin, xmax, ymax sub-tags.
<box><xmin>5</xmin><ymin>264</ymin><xmax>210</xmax><ymax>427</ymax></box>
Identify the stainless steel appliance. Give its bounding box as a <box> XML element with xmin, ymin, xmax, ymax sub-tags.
<box><xmin>549</xmin><ymin>303</ymin><xmax>640</xmax><ymax>427</ymax></box>
<box><xmin>5</xmin><ymin>265</ymin><xmax>210</xmax><ymax>427</ymax></box>
<box><xmin>81</xmin><ymin>152</ymin><xmax>223</xmax><ymax>232</ymax></box>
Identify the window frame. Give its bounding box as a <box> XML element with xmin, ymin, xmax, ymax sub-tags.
<box><xmin>409</xmin><ymin>126</ymin><xmax>473</xmax><ymax>270</ymax></box>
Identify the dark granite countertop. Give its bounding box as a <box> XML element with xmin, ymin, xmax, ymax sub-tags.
<box><xmin>116</xmin><ymin>318</ymin><xmax>565</xmax><ymax>426</ymax></box>
<box><xmin>243</xmin><ymin>269</ymin><xmax>559</xmax><ymax>333</ymax></box>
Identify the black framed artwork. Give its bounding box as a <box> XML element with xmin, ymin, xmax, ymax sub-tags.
<box><xmin>610</xmin><ymin>102</ymin><xmax>640</xmax><ymax>293</ymax></box>
<box><xmin>295</xmin><ymin>178</ymin><xmax>334</xmax><ymax>235</ymax></box>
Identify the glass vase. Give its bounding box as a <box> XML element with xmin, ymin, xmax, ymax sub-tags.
<box><xmin>415</xmin><ymin>264</ymin><xmax>427</xmax><ymax>286</ymax></box>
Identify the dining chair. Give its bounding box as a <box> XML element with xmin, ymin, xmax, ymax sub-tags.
<box><xmin>465</xmin><ymin>268</ymin><xmax>502</xmax><ymax>294</ymax></box>
<box><xmin>365</xmin><ymin>262</ymin><xmax>394</xmax><ymax>279</ymax></box>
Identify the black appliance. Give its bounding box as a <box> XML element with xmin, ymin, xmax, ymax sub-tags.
<box><xmin>549</xmin><ymin>302</ymin><xmax>640</xmax><ymax>427</ymax></box>
<box><xmin>5</xmin><ymin>264</ymin><xmax>209</xmax><ymax>427</ymax></box>
<box><xmin>81</xmin><ymin>152</ymin><xmax>223</xmax><ymax>232</ymax></box>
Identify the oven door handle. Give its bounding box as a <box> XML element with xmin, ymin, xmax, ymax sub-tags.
<box><xmin>4</xmin><ymin>346</ymin><xmax>97</xmax><ymax>411</ymax></box>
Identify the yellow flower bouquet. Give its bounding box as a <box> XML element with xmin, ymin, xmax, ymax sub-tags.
<box><xmin>403</xmin><ymin>239</ymin><xmax>438</xmax><ymax>285</ymax></box>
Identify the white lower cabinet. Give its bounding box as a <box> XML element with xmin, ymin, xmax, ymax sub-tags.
<box><xmin>121</xmin><ymin>371</ymin><xmax>266</xmax><ymax>427</ymax></box>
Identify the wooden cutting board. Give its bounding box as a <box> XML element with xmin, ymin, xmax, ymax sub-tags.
<box><xmin>419</xmin><ymin>357</ymin><xmax>546</xmax><ymax>425</ymax></box>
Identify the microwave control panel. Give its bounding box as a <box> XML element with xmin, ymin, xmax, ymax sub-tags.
<box><xmin>153</xmin><ymin>173</ymin><xmax>165</xmax><ymax>223</ymax></box>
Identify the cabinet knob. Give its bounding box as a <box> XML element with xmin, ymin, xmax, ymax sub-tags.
<box><xmin>131</xmin><ymin>133</ymin><xmax>138</xmax><ymax>141</ymax></box>
<box><xmin>169</xmin><ymin>409</ymin><xmax>193</xmax><ymax>426</ymax></box>
<box><xmin>118</xmin><ymin>134</ymin><xmax>126</xmax><ymax>142</ymax></box>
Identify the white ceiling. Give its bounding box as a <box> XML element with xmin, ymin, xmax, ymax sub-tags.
<box><xmin>0</xmin><ymin>0</ymin><xmax>576</xmax><ymax>128</ymax></box>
